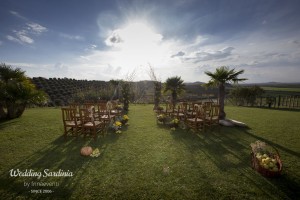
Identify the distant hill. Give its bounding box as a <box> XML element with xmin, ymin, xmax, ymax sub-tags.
<box><xmin>185</xmin><ymin>81</ymin><xmax>206</xmax><ymax>85</ymax></box>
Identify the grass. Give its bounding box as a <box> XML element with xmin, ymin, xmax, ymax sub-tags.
<box><xmin>0</xmin><ymin>105</ymin><xmax>299</xmax><ymax>199</ymax></box>
<box><xmin>262</xmin><ymin>87</ymin><xmax>300</xmax><ymax>93</ymax></box>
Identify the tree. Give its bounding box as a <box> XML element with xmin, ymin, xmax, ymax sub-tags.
<box><xmin>164</xmin><ymin>76</ymin><xmax>185</xmax><ymax>106</ymax></box>
<box><xmin>109</xmin><ymin>79</ymin><xmax>121</xmax><ymax>100</ymax></box>
<box><xmin>205</xmin><ymin>66</ymin><xmax>247</xmax><ymax>119</ymax></box>
<box><xmin>0</xmin><ymin>63</ymin><xmax>48</xmax><ymax>120</ymax></box>
<box><xmin>148</xmin><ymin>65</ymin><xmax>162</xmax><ymax>110</ymax></box>
<box><xmin>230</xmin><ymin>86</ymin><xmax>265</xmax><ymax>106</ymax></box>
<box><xmin>121</xmin><ymin>71</ymin><xmax>136</xmax><ymax>112</ymax></box>
<box><xmin>121</xmin><ymin>81</ymin><xmax>130</xmax><ymax>112</ymax></box>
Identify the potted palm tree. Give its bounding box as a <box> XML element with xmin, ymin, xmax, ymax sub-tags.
<box><xmin>164</xmin><ymin>76</ymin><xmax>185</xmax><ymax>106</ymax></box>
<box><xmin>0</xmin><ymin>63</ymin><xmax>48</xmax><ymax>120</ymax></box>
<box><xmin>205</xmin><ymin>66</ymin><xmax>247</xmax><ymax>120</ymax></box>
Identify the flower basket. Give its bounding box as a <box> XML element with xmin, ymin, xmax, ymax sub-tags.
<box><xmin>250</xmin><ymin>141</ymin><xmax>282</xmax><ymax>177</ymax></box>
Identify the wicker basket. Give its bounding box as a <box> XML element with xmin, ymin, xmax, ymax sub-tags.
<box><xmin>250</xmin><ymin>141</ymin><xmax>282</xmax><ymax>177</ymax></box>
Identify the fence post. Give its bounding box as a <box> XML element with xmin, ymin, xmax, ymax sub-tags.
<box><xmin>277</xmin><ymin>95</ymin><xmax>281</xmax><ymax>108</ymax></box>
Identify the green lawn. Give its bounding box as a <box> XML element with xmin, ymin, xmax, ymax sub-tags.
<box><xmin>0</xmin><ymin>105</ymin><xmax>299</xmax><ymax>199</ymax></box>
<box><xmin>261</xmin><ymin>87</ymin><xmax>300</xmax><ymax>93</ymax></box>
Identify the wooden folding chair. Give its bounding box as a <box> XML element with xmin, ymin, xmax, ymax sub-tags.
<box><xmin>107</xmin><ymin>101</ymin><xmax>121</xmax><ymax>117</ymax></box>
<box><xmin>186</xmin><ymin>104</ymin><xmax>205</xmax><ymax>133</ymax></box>
<box><xmin>79</xmin><ymin>108</ymin><xmax>104</xmax><ymax>140</ymax></box>
<box><xmin>206</xmin><ymin>104</ymin><xmax>220</xmax><ymax>130</ymax></box>
<box><xmin>61</xmin><ymin>108</ymin><xmax>82</xmax><ymax>139</ymax></box>
<box><xmin>96</xmin><ymin>103</ymin><xmax>115</xmax><ymax>130</ymax></box>
<box><xmin>172</xmin><ymin>102</ymin><xmax>187</xmax><ymax>121</ymax></box>
<box><xmin>186</xmin><ymin>103</ymin><xmax>199</xmax><ymax>119</ymax></box>
<box><xmin>165</xmin><ymin>102</ymin><xmax>175</xmax><ymax>116</ymax></box>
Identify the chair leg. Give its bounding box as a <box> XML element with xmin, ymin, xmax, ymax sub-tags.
<box><xmin>63</xmin><ymin>127</ymin><xmax>67</xmax><ymax>139</ymax></box>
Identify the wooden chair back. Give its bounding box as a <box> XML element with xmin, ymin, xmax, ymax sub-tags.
<box><xmin>61</xmin><ymin>107</ymin><xmax>81</xmax><ymax>139</ymax></box>
<box><xmin>62</xmin><ymin>107</ymin><xmax>77</xmax><ymax>123</ymax></box>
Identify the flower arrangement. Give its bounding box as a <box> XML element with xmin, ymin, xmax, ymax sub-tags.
<box><xmin>123</xmin><ymin>115</ymin><xmax>129</xmax><ymax>120</ymax></box>
<box><xmin>157</xmin><ymin>114</ymin><xmax>166</xmax><ymax>122</ymax></box>
<box><xmin>112</xmin><ymin>121</ymin><xmax>122</xmax><ymax>133</ymax></box>
<box><xmin>169</xmin><ymin>118</ymin><xmax>179</xmax><ymax>128</ymax></box>
<box><xmin>90</xmin><ymin>148</ymin><xmax>101</xmax><ymax>157</ymax></box>
<box><xmin>121</xmin><ymin>115</ymin><xmax>129</xmax><ymax>125</ymax></box>
<box><xmin>171</xmin><ymin>118</ymin><xmax>179</xmax><ymax>124</ymax></box>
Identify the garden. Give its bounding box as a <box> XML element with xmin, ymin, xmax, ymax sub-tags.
<box><xmin>0</xmin><ymin>104</ymin><xmax>299</xmax><ymax>199</ymax></box>
<box><xmin>0</xmin><ymin>64</ymin><xmax>300</xmax><ymax>199</ymax></box>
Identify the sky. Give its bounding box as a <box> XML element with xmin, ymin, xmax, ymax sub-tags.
<box><xmin>1</xmin><ymin>0</ymin><xmax>300</xmax><ymax>83</ymax></box>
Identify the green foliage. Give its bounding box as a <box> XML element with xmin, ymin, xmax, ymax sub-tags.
<box><xmin>205</xmin><ymin>66</ymin><xmax>247</xmax><ymax>87</ymax></box>
<box><xmin>0</xmin><ymin>63</ymin><xmax>48</xmax><ymax>119</ymax></box>
<box><xmin>121</xmin><ymin>81</ymin><xmax>130</xmax><ymax>112</ymax></box>
<box><xmin>205</xmin><ymin>66</ymin><xmax>247</xmax><ymax>119</ymax></box>
<box><xmin>230</xmin><ymin>86</ymin><xmax>265</xmax><ymax>106</ymax></box>
<box><xmin>109</xmin><ymin>79</ymin><xmax>122</xmax><ymax>100</ymax></box>
<box><xmin>154</xmin><ymin>81</ymin><xmax>162</xmax><ymax>109</ymax></box>
<box><xmin>70</xmin><ymin>85</ymin><xmax>114</xmax><ymax>103</ymax></box>
<box><xmin>164</xmin><ymin>76</ymin><xmax>185</xmax><ymax>105</ymax></box>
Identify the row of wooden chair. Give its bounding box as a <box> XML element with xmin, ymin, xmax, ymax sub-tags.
<box><xmin>61</xmin><ymin>102</ymin><xmax>120</xmax><ymax>140</ymax></box>
<box><xmin>157</xmin><ymin>101</ymin><xmax>220</xmax><ymax>132</ymax></box>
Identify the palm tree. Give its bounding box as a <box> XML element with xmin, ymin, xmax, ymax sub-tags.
<box><xmin>0</xmin><ymin>63</ymin><xmax>48</xmax><ymax>119</ymax></box>
<box><xmin>164</xmin><ymin>76</ymin><xmax>185</xmax><ymax>106</ymax></box>
<box><xmin>205</xmin><ymin>66</ymin><xmax>247</xmax><ymax>119</ymax></box>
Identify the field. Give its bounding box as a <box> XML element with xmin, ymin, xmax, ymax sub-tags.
<box><xmin>0</xmin><ymin>105</ymin><xmax>299</xmax><ymax>199</ymax></box>
<box><xmin>261</xmin><ymin>87</ymin><xmax>300</xmax><ymax>93</ymax></box>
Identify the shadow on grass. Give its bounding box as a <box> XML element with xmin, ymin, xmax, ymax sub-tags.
<box><xmin>170</xmin><ymin>126</ymin><xmax>300</xmax><ymax>199</ymax></box>
<box><xmin>0</xmin><ymin>131</ymin><xmax>120</xmax><ymax>199</ymax></box>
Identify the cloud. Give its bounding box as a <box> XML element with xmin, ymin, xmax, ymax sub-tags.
<box><xmin>104</xmin><ymin>22</ymin><xmax>163</xmax><ymax>48</ymax></box>
<box><xmin>26</xmin><ymin>22</ymin><xmax>48</xmax><ymax>35</ymax></box>
<box><xmin>60</xmin><ymin>33</ymin><xmax>84</xmax><ymax>40</ymax></box>
<box><xmin>84</xmin><ymin>44</ymin><xmax>97</xmax><ymax>51</ymax></box>
<box><xmin>9</xmin><ymin>10</ymin><xmax>27</xmax><ymax>20</ymax></box>
<box><xmin>16</xmin><ymin>31</ymin><xmax>34</xmax><ymax>44</ymax></box>
<box><xmin>171</xmin><ymin>51</ymin><xmax>185</xmax><ymax>58</ymax></box>
<box><xmin>7</xmin><ymin>34</ymin><xmax>33</xmax><ymax>44</ymax></box>
<box><xmin>105</xmin><ymin>30</ymin><xmax>123</xmax><ymax>46</ymax></box>
<box><xmin>188</xmin><ymin>47</ymin><xmax>235</xmax><ymax>63</ymax></box>
<box><xmin>194</xmin><ymin>64</ymin><xmax>212</xmax><ymax>74</ymax></box>
<box><xmin>6</xmin><ymin>11</ymin><xmax>47</xmax><ymax>45</ymax></box>
<box><xmin>7</xmin><ymin>29</ymin><xmax>34</xmax><ymax>44</ymax></box>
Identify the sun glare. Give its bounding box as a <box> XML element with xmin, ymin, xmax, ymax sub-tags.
<box><xmin>109</xmin><ymin>21</ymin><xmax>169</xmax><ymax>69</ymax></box>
